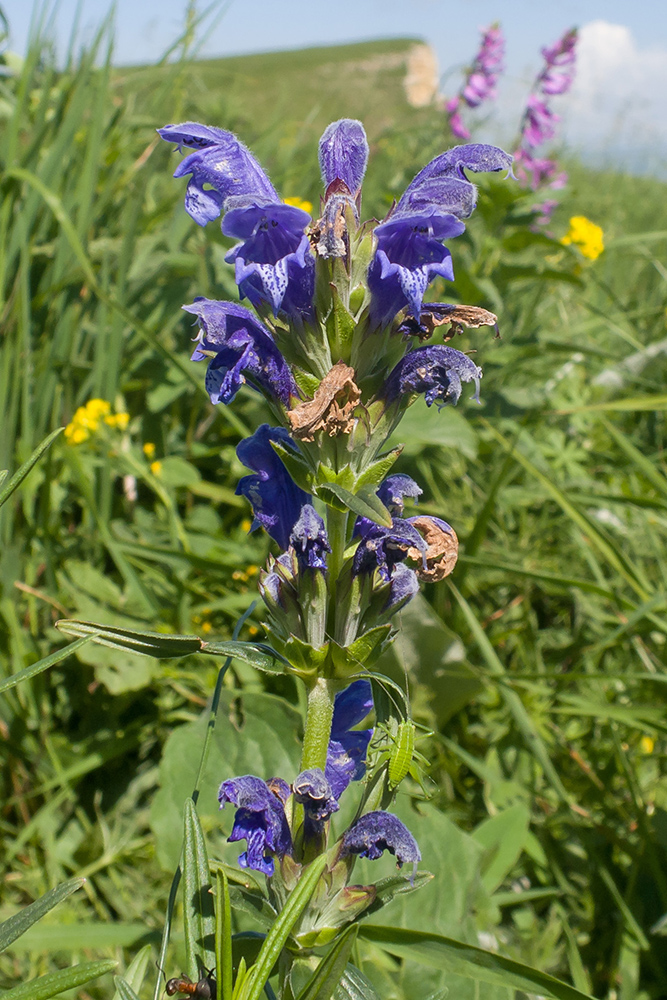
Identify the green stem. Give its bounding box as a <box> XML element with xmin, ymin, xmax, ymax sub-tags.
<box><xmin>326</xmin><ymin>506</ymin><xmax>348</xmax><ymax>585</ymax></box>
<box><xmin>300</xmin><ymin>677</ymin><xmax>336</xmax><ymax>772</ymax></box>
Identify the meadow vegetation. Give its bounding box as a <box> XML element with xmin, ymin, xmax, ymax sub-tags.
<box><xmin>2</xmin><ymin>13</ymin><xmax>667</xmax><ymax>1000</ymax></box>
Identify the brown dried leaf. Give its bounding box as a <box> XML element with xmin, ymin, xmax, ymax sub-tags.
<box><xmin>287</xmin><ymin>361</ymin><xmax>361</xmax><ymax>442</ymax></box>
<box><xmin>407</xmin><ymin>516</ymin><xmax>459</xmax><ymax>582</ymax></box>
<box><xmin>402</xmin><ymin>304</ymin><xmax>499</xmax><ymax>341</ymax></box>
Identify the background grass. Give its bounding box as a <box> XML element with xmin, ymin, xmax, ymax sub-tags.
<box><xmin>2</xmin><ymin>12</ymin><xmax>667</xmax><ymax>1000</ymax></box>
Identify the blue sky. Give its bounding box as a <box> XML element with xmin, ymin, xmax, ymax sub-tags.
<box><xmin>7</xmin><ymin>1</ymin><xmax>667</xmax><ymax>174</ymax></box>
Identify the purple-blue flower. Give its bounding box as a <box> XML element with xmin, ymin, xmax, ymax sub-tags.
<box><xmin>158</xmin><ymin>123</ymin><xmax>279</xmax><ymax>224</ymax></box>
<box><xmin>289</xmin><ymin>504</ymin><xmax>331</xmax><ymax>571</ymax></box>
<box><xmin>319</xmin><ymin>119</ymin><xmax>369</xmax><ymax>198</ymax></box>
<box><xmin>316</xmin><ymin>119</ymin><xmax>369</xmax><ymax>258</ymax></box>
<box><xmin>293</xmin><ymin>768</ymin><xmax>339</xmax><ymax>839</ymax></box>
<box><xmin>159</xmin><ymin>122</ymin><xmax>314</xmax><ymax>318</ymax></box>
<box><xmin>184</xmin><ymin>298</ymin><xmax>298</xmax><ymax>406</ymax></box>
<box><xmin>368</xmin><ymin>144</ymin><xmax>512</xmax><ymax>327</ymax></box>
<box><xmin>383</xmin><ymin>563</ymin><xmax>420</xmax><ymax>614</ymax></box>
<box><xmin>223</xmin><ymin>203</ymin><xmax>315</xmax><ymax>318</ymax></box>
<box><xmin>384</xmin><ymin>344</ymin><xmax>482</xmax><ymax>407</ymax></box>
<box><xmin>377</xmin><ymin>475</ymin><xmax>423</xmax><ymax>517</ymax></box>
<box><xmin>218</xmin><ymin>774</ymin><xmax>292</xmax><ymax>876</ymax></box>
<box><xmin>341</xmin><ymin>811</ymin><xmax>421</xmax><ymax>871</ymax></box>
<box><xmin>325</xmin><ymin>679</ymin><xmax>374</xmax><ymax>800</ymax></box>
<box><xmin>353</xmin><ymin>517</ymin><xmax>427</xmax><ymax>582</ymax></box>
<box><xmin>236</xmin><ymin>425</ymin><xmax>310</xmax><ymax>550</ymax></box>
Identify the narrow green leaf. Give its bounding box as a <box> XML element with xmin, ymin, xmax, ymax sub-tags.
<box><xmin>558</xmin><ymin>395</ymin><xmax>667</xmax><ymax>413</ymax></box>
<box><xmin>0</xmin><ymin>427</ymin><xmax>63</xmax><ymax>509</ymax></box>
<box><xmin>55</xmin><ymin>620</ymin><xmax>202</xmax><ymax>657</ymax></box>
<box><xmin>333</xmin><ymin>965</ymin><xmax>382</xmax><ymax>1000</ymax></box>
<box><xmin>113</xmin><ymin>944</ymin><xmax>153</xmax><ymax>1000</ymax></box>
<box><xmin>114</xmin><ymin>978</ymin><xmax>142</xmax><ymax>1000</ymax></box>
<box><xmin>201</xmin><ymin>640</ymin><xmax>289</xmax><ymax>673</ymax></box>
<box><xmin>0</xmin><ymin>638</ymin><xmax>93</xmax><ymax>695</ymax></box>
<box><xmin>0</xmin><ymin>959</ymin><xmax>117</xmax><ymax>1000</ymax></box>
<box><xmin>0</xmin><ymin>878</ymin><xmax>85</xmax><ymax>953</ymax></box>
<box><xmin>365</xmin><ymin>871</ymin><xmax>434</xmax><ymax>916</ymax></box>
<box><xmin>183</xmin><ymin>799</ymin><xmax>216</xmax><ymax>980</ymax></box>
<box><xmin>239</xmin><ymin>856</ymin><xmax>328</xmax><ymax>1000</ymax></box>
<box><xmin>216</xmin><ymin>868</ymin><xmax>233</xmax><ymax>1000</ymax></box>
<box><xmin>295</xmin><ymin>925</ymin><xmax>358</xmax><ymax>1000</ymax></box>
<box><xmin>358</xmin><ymin>926</ymin><xmax>595</xmax><ymax>1000</ymax></box>
<box><xmin>317</xmin><ymin>483</ymin><xmax>392</xmax><ymax>528</ymax></box>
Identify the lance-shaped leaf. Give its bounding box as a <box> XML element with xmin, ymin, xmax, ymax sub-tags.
<box><xmin>56</xmin><ymin>620</ymin><xmax>202</xmax><ymax>657</ymax></box>
<box><xmin>0</xmin><ymin>638</ymin><xmax>94</xmax><ymax>695</ymax></box>
<box><xmin>201</xmin><ymin>640</ymin><xmax>289</xmax><ymax>673</ymax></box>
<box><xmin>0</xmin><ymin>878</ymin><xmax>85</xmax><ymax>953</ymax></box>
<box><xmin>316</xmin><ymin>483</ymin><xmax>392</xmax><ymax>527</ymax></box>
<box><xmin>238</xmin><ymin>856</ymin><xmax>328</xmax><ymax>1000</ymax></box>
<box><xmin>0</xmin><ymin>959</ymin><xmax>117</xmax><ymax>1000</ymax></box>
<box><xmin>183</xmin><ymin>799</ymin><xmax>216</xmax><ymax>980</ymax></box>
<box><xmin>295</xmin><ymin>924</ymin><xmax>359</xmax><ymax>1000</ymax></box>
<box><xmin>0</xmin><ymin>427</ymin><xmax>63</xmax><ymax>510</ymax></box>
<box><xmin>358</xmin><ymin>926</ymin><xmax>596</xmax><ymax>1000</ymax></box>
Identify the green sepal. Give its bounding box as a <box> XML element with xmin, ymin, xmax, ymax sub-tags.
<box><xmin>330</xmin><ymin>624</ymin><xmax>393</xmax><ymax>676</ymax></box>
<box><xmin>325</xmin><ymin>284</ymin><xmax>356</xmax><ymax>363</ymax></box>
<box><xmin>317</xmin><ymin>483</ymin><xmax>393</xmax><ymax>527</ymax></box>
<box><xmin>293</xmin><ymin>369</ymin><xmax>322</xmax><ymax>397</ymax></box>
<box><xmin>349</xmin><ymin>227</ymin><xmax>376</xmax><ymax>295</ymax></box>
<box><xmin>316</xmin><ymin>463</ymin><xmax>356</xmax><ymax>490</ymax></box>
<box><xmin>281</xmin><ymin>635</ymin><xmax>330</xmax><ymax>679</ymax></box>
<box><xmin>271</xmin><ymin>440</ymin><xmax>316</xmax><ymax>494</ymax></box>
<box><xmin>355</xmin><ymin>447</ymin><xmax>403</xmax><ymax>490</ymax></box>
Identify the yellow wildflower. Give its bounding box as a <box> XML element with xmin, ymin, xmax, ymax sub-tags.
<box><xmin>284</xmin><ymin>196</ymin><xmax>313</xmax><ymax>214</ymax></box>
<box><xmin>64</xmin><ymin>398</ymin><xmax>111</xmax><ymax>443</ymax></box>
<box><xmin>201</xmin><ymin>621</ymin><xmax>212</xmax><ymax>634</ymax></box>
<box><xmin>561</xmin><ymin>216</ymin><xmax>604</xmax><ymax>260</ymax></box>
<box><xmin>143</xmin><ymin>442</ymin><xmax>156</xmax><ymax>460</ymax></box>
<box><xmin>104</xmin><ymin>412</ymin><xmax>130</xmax><ymax>430</ymax></box>
<box><xmin>241</xmin><ymin>518</ymin><xmax>252</xmax><ymax>533</ymax></box>
<box><xmin>150</xmin><ymin>460</ymin><xmax>162</xmax><ymax>476</ymax></box>
<box><xmin>248</xmin><ymin>624</ymin><xmax>259</xmax><ymax>636</ymax></box>
<box><xmin>641</xmin><ymin>736</ymin><xmax>655</xmax><ymax>754</ymax></box>
<box><xmin>246</xmin><ymin>564</ymin><xmax>259</xmax><ymax>577</ymax></box>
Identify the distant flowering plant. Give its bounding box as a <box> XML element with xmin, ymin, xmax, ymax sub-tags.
<box><xmin>445</xmin><ymin>23</ymin><xmax>505</xmax><ymax>140</ymax></box>
<box><xmin>143</xmin><ymin>117</ymin><xmax>513</xmax><ymax>997</ymax></box>
<box><xmin>514</xmin><ymin>28</ymin><xmax>578</xmax><ymax>223</ymax></box>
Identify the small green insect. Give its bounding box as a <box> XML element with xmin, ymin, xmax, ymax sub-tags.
<box><xmin>388</xmin><ymin>719</ymin><xmax>416</xmax><ymax>787</ymax></box>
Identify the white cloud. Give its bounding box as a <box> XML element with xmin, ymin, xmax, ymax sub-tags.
<box><xmin>560</xmin><ymin>21</ymin><xmax>667</xmax><ymax>173</ymax></box>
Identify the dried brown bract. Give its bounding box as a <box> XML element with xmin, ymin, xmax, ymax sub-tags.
<box><xmin>287</xmin><ymin>361</ymin><xmax>361</xmax><ymax>441</ymax></box>
<box><xmin>407</xmin><ymin>516</ymin><xmax>459</xmax><ymax>582</ymax></box>
<box><xmin>400</xmin><ymin>303</ymin><xmax>499</xmax><ymax>341</ymax></box>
